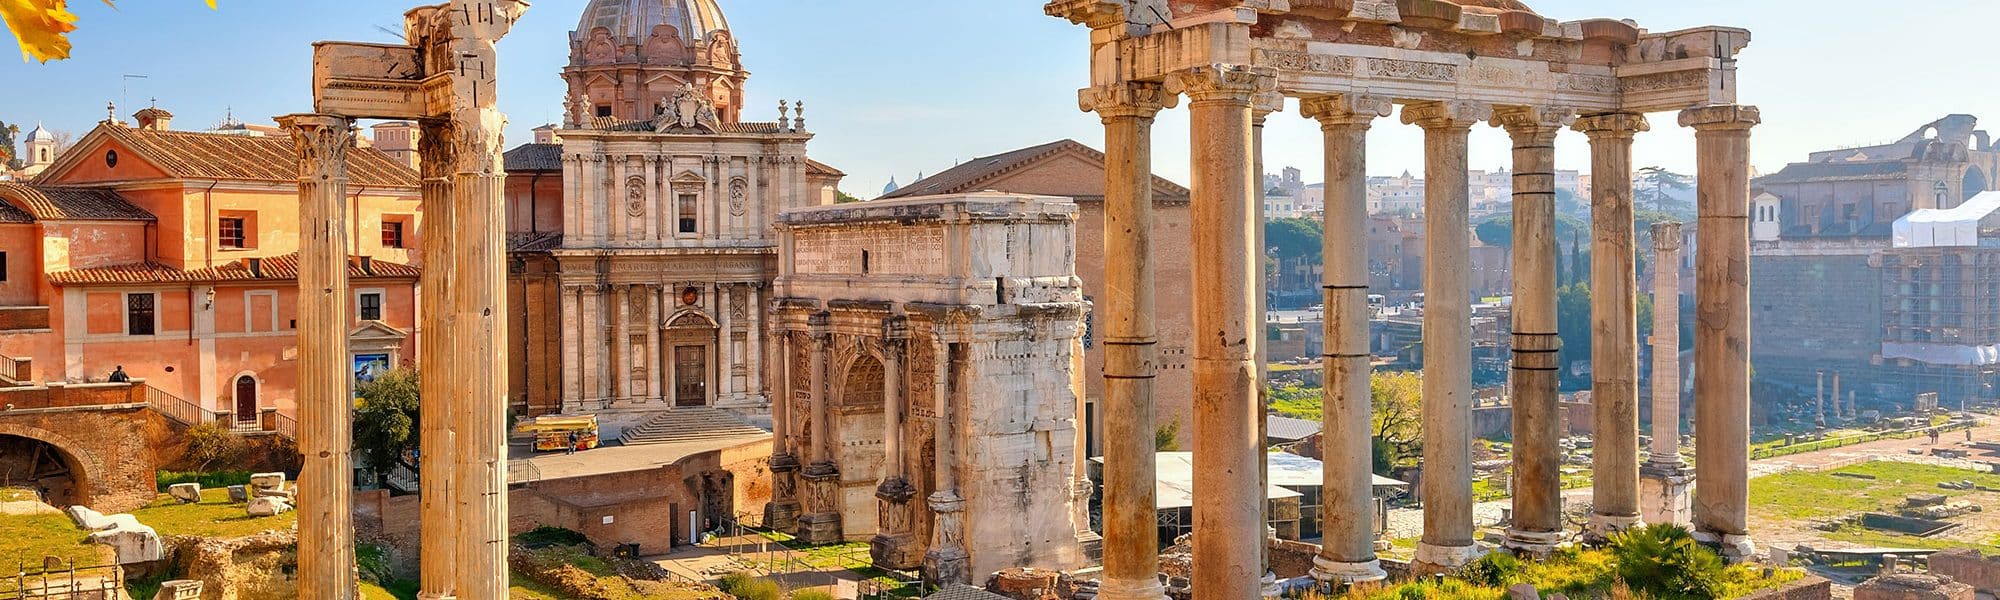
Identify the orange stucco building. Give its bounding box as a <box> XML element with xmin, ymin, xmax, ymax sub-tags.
<box><xmin>0</xmin><ymin>109</ymin><xmax>422</xmax><ymax>425</ymax></box>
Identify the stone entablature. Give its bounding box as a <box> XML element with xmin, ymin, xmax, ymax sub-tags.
<box><xmin>769</xmin><ymin>193</ymin><xmax>1088</xmax><ymax>585</ymax></box>
<box><xmin>1053</xmin><ymin>1</ymin><xmax>1747</xmax><ymax>114</ymax></box>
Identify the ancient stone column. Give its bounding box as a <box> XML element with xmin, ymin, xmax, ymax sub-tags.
<box><xmin>924</xmin><ymin>338</ymin><xmax>971</xmax><ymax>587</ymax></box>
<box><xmin>415</xmin><ymin>118</ymin><xmax>459</xmax><ymax>600</ymax></box>
<box><xmin>1816</xmin><ymin>371</ymin><xmax>1826</xmax><ymax>426</ymax></box>
<box><xmin>1495</xmin><ymin>106</ymin><xmax>1573</xmax><ymax>556</ymax></box>
<box><xmin>1404</xmin><ymin>100</ymin><xmax>1490</xmax><ymax>574</ymax></box>
<box><xmin>1251</xmin><ymin>89</ymin><xmax>1284</xmax><ymax>600</ymax></box>
<box><xmin>1575</xmin><ymin>112</ymin><xmax>1650</xmax><ymax>541</ymax></box>
<box><xmin>1682</xmin><ymin>105</ymin><xmax>1761</xmax><ymax>562</ymax></box>
<box><xmin>1301</xmin><ymin>94</ymin><xmax>1392</xmax><ymax>584</ymax></box>
<box><xmin>799</xmin><ymin>312</ymin><xmax>843</xmax><ymax>544</ymax></box>
<box><xmin>1833</xmin><ymin>372</ymin><xmax>1844</xmax><ymax>420</ymax></box>
<box><xmin>1079</xmin><ymin>81</ymin><xmax>1174</xmax><ymax>600</ymax></box>
<box><xmin>767</xmin><ymin>327</ymin><xmax>801</xmax><ymax>530</ymax></box>
<box><xmin>282</xmin><ymin>113</ymin><xmax>357</xmax><ymax>600</ymax></box>
<box><xmin>871</xmin><ymin>317</ymin><xmax>919</xmax><ymax>570</ymax></box>
<box><xmin>1173</xmin><ymin>64</ymin><xmax>1270</xmax><ymax>600</ymax></box>
<box><xmin>1640</xmin><ymin>222</ymin><xmax>1694</xmax><ymax>527</ymax></box>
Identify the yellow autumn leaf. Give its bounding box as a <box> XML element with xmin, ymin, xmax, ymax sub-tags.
<box><xmin>1</xmin><ymin>0</ymin><xmax>215</xmax><ymax>63</ymax></box>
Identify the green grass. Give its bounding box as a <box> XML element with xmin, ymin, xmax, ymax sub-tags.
<box><xmin>1819</xmin><ymin>523</ymin><xmax>2000</xmax><ymax>555</ymax></box>
<box><xmin>1749</xmin><ymin>461</ymin><xmax>2000</xmax><ymax>521</ymax></box>
<box><xmin>0</xmin><ymin>512</ymin><xmax>112</xmax><ymax>571</ymax></box>
<box><xmin>155</xmin><ymin>470</ymin><xmax>254</xmax><ymax>492</ymax></box>
<box><xmin>131</xmin><ymin>488</ymin><xmax>295</xmax><ymax>539</ymax></box>
<box><xmin>0</xmin><ymin>488</ymin><xmax>40</xmax><ymax>503</ymax></box>
<box><xmin>1334</xmin><ymin>543</ymin><xmax>1800</xmax><ymax>600</ymax></box>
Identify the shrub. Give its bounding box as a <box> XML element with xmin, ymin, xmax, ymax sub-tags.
<box><xmin>1460</xmin><ymin>551</ymin><xmax>1524</xmax><ymax>588</ymax></box>
<box><xmin>515</xmin><ymin>526</ymin><xmax>591</xmax><ymax>549</ymax></box>
<box><xmin>1609</xmin><ymin>524</ymin><xmax>1726</xmax><ymax>600</ymax></box>
<box><xmin>791</xmin><ymin>589</ymin><xmax>836</xmax><ymax>600</ymax></box>
<box><xmin>156</xmin><ymin>469</ymin><xmax>252</xmax><ymax>491</ymax></box>
<box><xmin>720</xmin><ymin>572</ymin><xmax>781</xmax><ymax>600</ymax></box>
<box><xmin>182</xmin><ymin>422</ymin><xmax>245</xmax><ymax>472</ymax></box>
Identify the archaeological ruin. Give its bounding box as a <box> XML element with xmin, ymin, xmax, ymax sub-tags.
<box><xmin>1044</xmin><ymin>0</ymin><xmax>1761</xmax><ymax>596</ymax></box>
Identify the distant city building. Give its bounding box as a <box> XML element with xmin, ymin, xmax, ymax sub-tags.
<box><xmin>1751</xmin><ymin>115</ymin><xmax>2000</xmax><ymax>413</ymax></box>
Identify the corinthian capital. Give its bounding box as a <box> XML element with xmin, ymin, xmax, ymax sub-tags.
<box><xmin>1166</xmin><ymin>64</ymin><xmax>1277</xmax><ymax>104</ymax></box>
<box><xmin>1299</xmin><ymin>94</ymin><xmax>1393</xmax><ymax>127</ymax></box>
<box><xmin>1045</xmin><ymin>0</ymin><xmax>1126</xmax><ymax>28</ymax></box>
<box><xmin>277</xmin><ymin>114</ymin><xmax>355</xmax><ymax>180</ymax></box>
<box><xmin>1492</xmin><ymin>106</ymin><xmax>1576</xmax><ymax>142</ymax></box>
<box><xmin>1078</xmin><ymin>82</ymin><xmax>1178</xmax><ymax>119</ymax></box>
<box><xmin>1401</xmin><ymin>100</ymin><xmax>1491</xmax><ymax>130</ymax></box>
<box><xmin>1678</xmin><ymin>105</ymin><xmax>1761</xmax><ymax>131</ymax></box>
<box><xmin>1572</xmin><ymin>112</ymin><xmax>1651</xmax><ymax>139</ymax></box>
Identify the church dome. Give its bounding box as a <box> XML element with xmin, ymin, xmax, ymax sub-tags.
<box><xmin>24</xmin><ymin>124</ymin><xmax>53</xmax><ymax>143</ymax></box>
<box><xmin>575</xmin><ymin>0</ymin><xmax>729</xmax><ymax>45</ymax></box>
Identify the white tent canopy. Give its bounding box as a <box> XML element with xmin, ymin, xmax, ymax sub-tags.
<box><xmin>1894</xmin><ymin>191</ymin><xmax>2000</xmax><ymax>248</ymax></box>
<box><xmin>1092</xmin><ymin>452</ymin><xmax>1407</xmax><ymax>510</ymax></box>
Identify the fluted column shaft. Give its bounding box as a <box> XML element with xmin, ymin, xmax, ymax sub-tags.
<box><xmin>1176</xmin><ymin>65</ymin><xmax>1269</xmax><ymax>600</ymax></box>
<box><xmin>1080</xmin><ymin>81</ymin><xmax>1175</xmax><ymax>600</ymax></box>
<box><xmin>1496</xmin><ymin>107</ymin><xmax>1571</xmax><ymax>554</ymax></box>
<box><xmin>1404</xmin><ymin>101</ymin><xmax>1487</xmax><ymax>573</ymax></box>
<box><xmin>1301</xmin><ymin>95</ymin><xmax>1391</xmax><ymax>584</ymax></box>
<box><xmin>283</xmin><ymin>113</ymin><xmax>357</xmax><ymax>600</ymax></box>
<box><xmin>1649</xmin><ymin>223</ymin><xmax>1685</xmax><ymax>465</ymax></box>
<box><xmin>1683</xmin><ymin>105</ymin><xmax>1761</xmax><ymax>560</ymax></box>
<box><xmin>415</xmin><ymin>119</ymin><xmax>459</xmax><ymax>600</ymax></box>
<box><xmin>1576</xmin><ymin>113</ymin><xmax>1650</xmax><ymax>540</ymax></box>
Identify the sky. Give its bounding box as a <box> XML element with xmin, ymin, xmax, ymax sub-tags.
<box><xmin>3</xmin><ymin>0</ymin><xmax>1998</xmax><ymax>198</ymax></box>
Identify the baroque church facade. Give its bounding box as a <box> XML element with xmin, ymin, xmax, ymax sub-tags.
<box><xmin>504</xmin><ymin>0</ymin><xmax>845</xmax><ymax>426</ymax></box>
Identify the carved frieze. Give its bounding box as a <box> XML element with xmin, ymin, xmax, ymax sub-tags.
<box><xmin>1367</xmin><ymin>57</ymin><xmax>1456</xmax><ymax>82</ymax></box>
<box><xmin>1620</xmin><ymin>70</ymin><xmax>1710</xmax><ymax>94</ymax></box>
<box><xmin>1256</xmin><ymin>49</ymin><xmax>1355</xmax><ymax>76</ymax></box>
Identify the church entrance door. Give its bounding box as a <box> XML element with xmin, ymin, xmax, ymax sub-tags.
<box><xmin>675</xmin><ymin>345</ymin><xmax>707</xmax><ymax>407</ymax></box>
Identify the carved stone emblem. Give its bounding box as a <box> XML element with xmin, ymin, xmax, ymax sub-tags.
<box><xmin>654</xmin><ymin>83</ymin><xmax>720</xmax><ymax>134</ymax></box>
<box><xmin>626</xmin><ymin>176</ymin><xmax>646</xmax><ymax>217</ymax></box>
<box><xmin>729</xmin><ymin>177</ymin><xmax>748</xmax><ymax>217</ymax></box>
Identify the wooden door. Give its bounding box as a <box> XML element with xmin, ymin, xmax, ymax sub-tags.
<box><xmin>234</xmin><ymin>376</ymin><xmax>257</xmax><ymax>422</ymax></box>
<box><xmin>675</xmin><ymin>345</ymin><xmax>707</xmax><ymax>407</ymax></box>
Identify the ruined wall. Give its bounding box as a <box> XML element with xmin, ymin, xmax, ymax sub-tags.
<box><xmin>0</xmin><ymin>392</ymin><xmax>164</xmax><ymax>512</ymax></box>
<box><xmin>1931</xmin><ymin>549</ymin><xmax>2000</xmax><ymax>596</ymax></box>
<box><xmin>1748</xmin><ymin>253</ymin><xmax>1882</xmax><ymax>399</ymax></box>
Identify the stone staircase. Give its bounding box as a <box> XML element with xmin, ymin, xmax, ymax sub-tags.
<box><xmin>618</xmin><ymin>407</ymin><xmax>769</xmax><ymax>446</ymax></box>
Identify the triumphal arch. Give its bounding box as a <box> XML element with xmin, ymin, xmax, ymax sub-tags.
<box><xmin>1046</xmin><ymin>0</ymin><xmax>1760</xmax><ymax>596</ymax></box>
<box><xmin>287</xmin><ymin>1</ymin><xmax>525</xmax><ymax>598</ymax></box>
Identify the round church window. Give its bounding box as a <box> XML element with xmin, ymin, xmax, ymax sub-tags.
<box><xmin>105</xmin><ymin>150</ymin><xmax>119</xmax><ymax>168</ymax></box>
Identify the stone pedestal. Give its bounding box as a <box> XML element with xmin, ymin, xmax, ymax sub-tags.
<box><xmin>871</xmin><ymin>477</ymin><xmax>922</xmax><ymax>570</ymax></box>
<box><xmin>1638</xmin><ymin>462</ymin><xmax>1694</xmax><ymax>527</ymax></box>
<box><xmin>1854</xmin><ymin>574</ymin><xmax>1975</xmax><ymax>600</ymax></box>
<box><xmin>766</xmin><ymin>453</ymin><xmax>802</xmax><ymax>531</ymax></box>
<box><xmin>923</xmin><ymin>491</ymin><xmax>971</xmax><ymax>587</ymax></box>
<box><xmin>799</xmin><ymin>463</ymin><xmax>844</xmax><ymax>545</ymax></box>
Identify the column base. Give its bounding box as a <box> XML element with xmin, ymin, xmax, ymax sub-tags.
<box><xmin>1692</xmin><ymin>530</ymin><xmax>1757</xmax><ymax>564</ymax></box>
<box><xmin>1076</xmin><ymin>530</ymin><xmax>1104</xmax><ymax>563</ymax></box>
<box><xmin>1260</xmin><ymin>572</ymin><xmax>1281</xmax><ymax>600</ymax></box>
<box><xmin>922</xmin><ymin>546</ymin><xmax>971</xmax><ymax>588</ymax></box>
<box><xmin>1411</xmin><ymin>542</ymin><xmax>1484</xmax><ymax>574</ymax></box>
<box><xmin>416</xmin><ymin>595</ymin><xmax>456</xmax><ymax>600</ymax></box>
<box><xmin>798</xmin><ymin>511</ymin><xmax>844</xmax><ymax>546</ymax></box>
<box><xmin>1501</xmin><ymin>528</ymin><xmax>1568</xmax><ymax>557</ymax></box>
<box><xmin>1638</xmin><ymin>465</ymin><xmax>1694</xmax><ymax>527</ymax></box>
<box><xmin>1585</xmin><ymin>513</ymin><xmax>1644</xmax><ymax>544</ymax></box>
<box><xmin>765</xmin><ymin>500</ymin><xmax>801</xmax><ymax>532</ymax></box>
<box><xmin>870</xmin><ymin>533</ymin><xmax>922</xmax><ymax>571</ymax></box>
<box><xmin>1097</xmin><ymin>576</ymin><xmax>1168</xmax><ymax>600</ymax></box>
<box><xmin>1309</xmin><ymin>556</ymin><xmax>1387</xmax><ymax>585</ymax></box>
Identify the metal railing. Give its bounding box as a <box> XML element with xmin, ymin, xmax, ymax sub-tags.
<box><xmin>273</xmin><ymin>412</ymin><xmax>297</xmax><ymax>440</ymax></box>
<box><xmin>0</xmin><ymin>559</ymin><xmax>123</xmax><ymax>599</ymax></box>
<box><xmin>143</xmin><ymin>384</ymin><xmax>217</xmax><ymax>428</ymax></box>
<box><xmin>705</xmin><ymin>514</ymin><xmax>927</xmax><ymax>599</ymax></box>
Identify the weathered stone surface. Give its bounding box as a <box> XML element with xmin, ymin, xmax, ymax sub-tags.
<box><xmin>1508</xmin><ymin>583</ymin><xmax>1539</xmax><ymax>600</ymax></box>
<box><xmin>66</xmin><ymin>506</ymin><xmax>139</xmax><ymax>531</ymax></box>
<box><xmin>1930</xmin><ymin>549</ymin><xmax>2000</xmax><ymax>595</ymax></box>
<box><xmin>167</xmin><ymin>483</ymin><xmax>202</xmax><ymax>504</ymax></box>
<box><xmin>226</xmin><ymin>485</ymin><xmax>248</xmax><ymax>503</ymax></box>
<box><xmin>88</xmin><ymin>524</ymin><xmax>164</xmax><ymax>564</ymax></box>
<box><xmin>247</xmin><ymin>496</ymin><xmax>293</xmax><ymax>517</ymax></box>
<box><xmin>248</xmin><ymin>472</ymin><xmax>286</xmax><ymax>493</ymax></box>
<box><xmin>168</xmin><ymin>531</ymin><xmax>299</xmax><ymax>600</ymax></box>
<box><xmin>152</xmin><ymin>579</ymin><xmax>203</xmax><ymax>600</ymax></box>
<box><xmin>1854</xmin><ymin>573</ymin><xmax>1974</xmax><ymax>600</ymax></box>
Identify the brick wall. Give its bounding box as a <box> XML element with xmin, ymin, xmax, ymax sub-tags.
<box><xmin>0</xmin><ymin>401</ymin><xmax>166</xmax><ymax>512</ymax></box>
<box><xmin>1931</xmin><ymin>549</ymin><xmax>2000</xmax><ymax>595</ymax></box>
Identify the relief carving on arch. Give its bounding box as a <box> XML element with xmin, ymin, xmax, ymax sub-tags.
<box><xmin>790</xmin><ymin>332</ymin><xmax>812</xmax><ymax>451</ymax></box>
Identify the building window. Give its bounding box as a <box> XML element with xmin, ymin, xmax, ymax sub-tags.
<box><xmin>596</xmin><ymin>105</ymin><xmax>613</xmax><ymax>118</ymax></box>
<box><xmin>219</xmin><ymin>217</ymin><xmax>246</xmax><ymax>249</ymax></box>
<box><xmin>381</xmin><ymin>221</ymin><xmax>406</xmax><ymax>248</ymax></box>
<box><xmin>0</xmin><ymin>251</ymin><xmax>8</xmax><ymax>282</ymax></box>
<box><xmin>127</xmin><ymin>293</ymin><xmax>156</xmax><ymax>336</ymax></box>
<box><xmin>678</xmin><ymin>193</ymin><xmax>698</xmax><ymax>234</ymax></box>
<box><xmin>358</xmin><ymin>292</ymin><xmax>383</xmax><ymax>321</ymax></box>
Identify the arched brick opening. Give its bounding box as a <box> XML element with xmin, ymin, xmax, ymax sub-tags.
<box><xmin>0</xmin><ymin>424</ymin><xmax>102</xmax><ymax>509</ymax></box>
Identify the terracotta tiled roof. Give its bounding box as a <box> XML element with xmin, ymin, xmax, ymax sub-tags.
<box><xmin>805</xmin><ymin>158</ymin><xmax>844</xmax><ymax>177</ymax></box>
<box><xmin>505</xmin><ymin>143</ymin><xmax>564</xmax><ymax>172</ymax></box>
<box><xmin>50</xmin><ymin>253</ymin><xmax>419</xmax><ymax>286</ymax></box>
<box><xmin>876</xmin><ymin>139</ymin><xmax>1189</xmax><ymax>201</ymax></box>
<box><xmin>0</xmin><ymin>183</ymin><xmax>156</xmax><ymax>222</ymax></box>
<box><xmin>1757</xmin><ymin>161</ymin><xmax>1909</xmax><ymax>185</ymax></box>
<box><xmin>63</xmin><ymin>126</ymin><xmax>418</xmax><ymax>188</ymax></box>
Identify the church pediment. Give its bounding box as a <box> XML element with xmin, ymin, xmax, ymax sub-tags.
<box><xmin>348</xmin><ymin>321</ymin><xmax>410</xmax><ymax>342</ymax></box>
